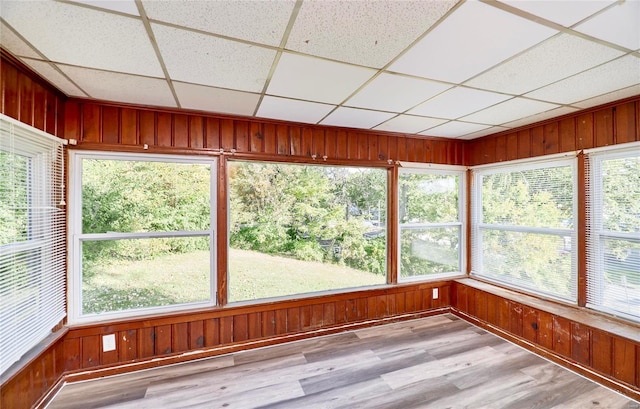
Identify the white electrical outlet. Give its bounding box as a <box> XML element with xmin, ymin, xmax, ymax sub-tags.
<box><xmin>432</xmin><ymin>288</ymin><xmax>439</xmax><ymax>299</ymax></box>
<box><xmin>102</xmin><ymin>334</ymin><xmax>116</xmax><ymax>352</ymax></box>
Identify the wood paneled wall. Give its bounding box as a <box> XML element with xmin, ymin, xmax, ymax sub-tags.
<box><xmin>62</xmin><ymin>282</ymin><xmax>450</xmax><ymax>379</ymax></box>
<box><xmin>467</xmin><ymin>97</ymin><xmax>640</xmax><ymax>166</ymax></box>
<box><xmin>0</xmin><ymin>51</ymin><xmax>65</xmax><ymax>136</ymax></box>
<box><xmin>0</xmin><ymin>337</ymin><xmax>66</xmax><ymax>409</ymax></box>
<box><xmin>63</xmin><ymin>99</ymin><xmax>465</xmax><ymax>165</ymax></box>
<box><xmin>452</xmin><ymin>280</ymin><xmax>640</xmax><ymax>401</ymax></box>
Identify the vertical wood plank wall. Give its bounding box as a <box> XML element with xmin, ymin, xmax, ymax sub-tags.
<box><xmin>466</xmin><ymin>98</ymin><xmax>640</xmax><ymax>166</ymax></box>
<box><xmin>0</xmin><ymin>54</ymin><xmax>65</xmax><ymax>137</ymax></box>
<box><xmin>452</xmin><ymin>281</ymin><xmax>640</xmax><ymax>401</ymax></box>
<box><xmin>62</xmin><ymin>99</ymin><xmax>465</xmax><ymax>165</ymax></box>
<box><xmin>61</xmin><ymin>283</ymin><xmax>451</xmax><ymax>378</ymax></box>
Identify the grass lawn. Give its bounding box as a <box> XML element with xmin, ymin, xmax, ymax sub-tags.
<box><xmin>82</xmin><ymin>248</ymin><xmax>385</xmax><ymax>313</ymax></box>
<box><xmin>229</xmin><ymin>248</ymin><xmax>385</xmax><ymax>302</ymax></box>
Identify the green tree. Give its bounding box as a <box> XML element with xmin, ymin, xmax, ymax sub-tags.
<box><xmin>480</xmin><ymin>167</ymin><xmax>573</xmax><ymax>297</ymax></box>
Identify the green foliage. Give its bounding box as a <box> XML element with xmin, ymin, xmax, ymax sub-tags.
<box><xmin>480</xmin><ymin>166</ymin><xmax>574</xmax><ymax>297</ymax></box>
<box><xmin>229</xmin><ymin>162</ymin><xmax>387</xmax><ymax>275</ymax></box>
<box><xmin>0</xmin><ymin>151</ymin><xmax>29</xmax><ymax>245</ymax></box>
<box><xmin>81</xmin><ymin>159</ymin><xmax>211</xmax><ymax>262</ymax></box>
<box><xmin>399</xmin><ymin>172</ymin><xmax>461</xmax><ymax>277</ymax></box>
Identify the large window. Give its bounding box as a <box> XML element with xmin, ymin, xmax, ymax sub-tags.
<box><xmin>587</xmin><ymin>146</ymin><xmax>640</xmax><ymax>322</ymax></box>
<box><xmin>472</xmin><ymin>157</ymin><xmax>577</xmax><ymax>302</ymax></box>
<box><xmin>398</xmin><ymin>166</ymin><xmax>465</xmax><ymax>280</ymax></box>
<box><xmin>228</xmin><ymin>161</ymin><xmax>387</xmax><ymax>302</ymax></box>
<box><xmin>0</xmin><ymin>115</ymin><xmax>66</xmax><ymax>375</ymax></box>
<box><xmin>70</xmin><ymin>152</ymin><xmax>216</xmax><ymax>323</ymax></box>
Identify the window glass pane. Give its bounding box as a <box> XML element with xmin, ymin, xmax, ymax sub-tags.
<box><xmin>602</xmin><ymin>156</ymin><xmax>640</xmax><ymax>232</ymax></box>
<box><xmin>229</xmin><ymin>162</ymin><xmax>386</xmax><ymax>302</ymax></box>
<box><xmin>400</xmin><ymin>227</ymin><xmax>459</xmax><ymax>278</ymax></box>
<box><xmin>0</xmin><ymin>151</ymin><xmax>29</xmax><ymax>245</ymax></box>
<box><xmin>82</xmin><ymin>159</ymin><xmax>211</xmax><ymax>234</ymax></box>
<box><xmin>482</xmin><ymin>166</ymin><xmax>573</xmax><ymax>229</ymax></box>
<box><xmin>481</xmin><ymin>230</ymin><xmax>575</xmax><ymax>299</ymax></box>
<box><xmin>399</xmin><ymin>173</ymin><xmax>458</xmax><ymax>224</ymax></box>
<box><xmin>82</xmin><ymin>236</ymin><xmax>210</xmax><ymax>314</ymax></box>
<box><xmin>598</xmin><ymin>238</ymin><xmax>640</xmax><ymax>319</ymax></box>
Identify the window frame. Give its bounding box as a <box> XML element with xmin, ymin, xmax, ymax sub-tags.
<box><xmin>397</xmin><ymin>163</ymin><xmax>467</xmax><ymax>282</ymax></box>
<box><xmin>471</xmin><ymin>155</ymin><xmax>578</xmax><ymax>302</ymax></box>
<box><xmin>586</xmin><ymin>143</ymin><xmax>640</xmax><ymax>322</ymax></box>
<box><xmin>69</xmin><ymin>151</ymin><xmax>217</xmax><ymax>324</ymax></box>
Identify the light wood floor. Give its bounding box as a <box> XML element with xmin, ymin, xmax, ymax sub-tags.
<box><xmin>48</xmin><ymin>314</ymin><xmax>640</xmax><ymax>409</ymax></box>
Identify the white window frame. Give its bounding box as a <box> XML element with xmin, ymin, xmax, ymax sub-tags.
<box><xmin>471</xmin><ymin>154</ymin><xmax>578</xmax><ymax>302</ymax></box>
<box><xmin>69</xmin><ymin>151</ymin><xmax>217</xmax><ymax>324</ymax></box>
<box><xmin>397</xmin><ymin>163</ymin><xmax>466</xmax><ymax>282</ymax></box>
<box><xmin>586</xmin><ymin>143</ymin><xmax>640</xmax><ymax>322</ymax></box>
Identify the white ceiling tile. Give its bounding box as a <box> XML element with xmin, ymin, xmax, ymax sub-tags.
<box><xmin>320</xmin><ymin>107</ymin><xmax>395</xmax><ymax>129</ymax></box>
<box><xmin>461</xmin><ymin>97</ymin><xmax>560</xmax><ymax>125</ymax></box>
<box><xmin>501</xmin><ymin>106</ymin><xmax>579</xmax><ymax>128</ymax></box>
<box><xmin>457</xmin><ymin>126</ymin><xmax>511</xmax><ymax>140</ymax></box>
<box><xmin>174</xmin><ymin>82</ymin><xmax>259</xmax><ymax>116</ymax></box>
<box><xmin>142</xmin><ymin>1</ymin><xmax>295</xmax><ymax>46</ymax></box>
<box><xmin>345</xmin><ymin>73</ymin><xmax>451</xmax><ymax>113</ymax></box>
<box><xmin>573</xmin><ymin>84</ymin><xmax>640</xmax><ymax>109</ymax></box>
<box><xmin>389</xmin><ymin>1</ymin><xmax>556</xmax><ymax>83</ymax></box>
<box><xmin>68</xmin><ymin>0</ymin><xmax>140</xmax><ymax>16</ymax></box>
<box><xmin>409</xmin><ymin>87</ymin><xmax>512</xmax><ymax>119</ymax></box>
<box><xmin>498</xmin><ymin>0</ymin><xmax>615</xmax><ymax>27</ymax></box>
<box><xmin>20</xmin><ymin>58</ymin><xmax>86</xmax><ymax>97</ymax></box>
<box><xmin>1</xmin><ymin>21</ymin><xmax>40</xmax><ymax>59</ymax></box>
<box><xmin>575</xmin><ymin>0</ymin><xmax>640</xmax><ymax>50</ymax></box>
<box><xmin>374</xmin><ymin>115</ymin><xmax>447</xmax><ymax>134</ymax></box>
<box><xmin>1</xmin><ymin>1</ymin><xmax>163</xmax><ymax>77</ymax></box>
<box><xmin>419</xmin><ymin>121</ymin><xmax>491</xmax><ymax>138</ymax></box>
<box><xmin>267</xmin><ymin>52</ymin><xmax>376</xmax><ymax>104</ymax></box>
<box><xmin>286</xmin><ymin>0</ymin><xmax>458</xmax><ymax>68</ymax></box>
<box><xmin>57</xmin><ymin>65</ymin><xmax>176</xmax><ymax>107</ymax></box>
<box><xmin>256</xmin><ymin>96</ymin><xmax>335</xmax><ymax>125</ymax></box>
<box><xmin>525</xmin><ymin>55</ymin><xmax>640</xmax><ymax>104</ymax></box>
<box><xmin>466</xmin><ymin>34</ymin><xmax>624</xmax><ymax>95</ymax></box>
<box><xmin>152</xmin><ymin>24</ymin><xmax>276</xmax><ymax>93</ymax></box>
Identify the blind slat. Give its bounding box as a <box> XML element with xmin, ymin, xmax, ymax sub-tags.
<box><xmin>586</xmin><ymin>150</ymin><xmax>640</xmax><ymax>322</ymax></box>
<box><xmin>471</xmin><ymin>158</ymin><xmax>577</xmax><ymax>302</ymax></box>
<box><xmin>0</xmin><ymin>115</ymin><xmax>66</xmax><ymax>375</ymax></box>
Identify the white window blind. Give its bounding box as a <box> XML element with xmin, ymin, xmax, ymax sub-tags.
<box><xmin>471</xmin><ymin>157</ymin><xmax>577</xmax><ymax>302</ymax></box>
<box><xmin>586</xmin><ymin>145</ymin><xmax>640</xmax><ymax>322</ymax></box>
<box><xmin>0</xmin><ymin>114</ymin><xmax>66</xmax><ymax>375</ymax></box>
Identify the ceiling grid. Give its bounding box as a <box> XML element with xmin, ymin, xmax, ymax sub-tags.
<box><xmin>0</xmin><ymin>0</ymin><xmax>638</xmax><ymax>139</ymax></box>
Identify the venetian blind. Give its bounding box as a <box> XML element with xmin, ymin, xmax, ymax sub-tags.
<box><xmin>471</xmin><ymin>157</ymin><xmax>577</xmax><ymax>302</ymax></box>
<box><xmin>0</xmin><ymin>114</ymin><xmax>66</xmax><ymax>375</ymax></box>
<box><xmin>585</xmin><ymin>144</ymin><xmax>640</xmax><ymax>322</ymax></box>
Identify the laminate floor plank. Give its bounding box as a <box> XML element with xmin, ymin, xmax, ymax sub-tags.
<box><xmin>47</xmin><ymin>314</ymin><xmax>640</xmax><ymax>409</ymax></box>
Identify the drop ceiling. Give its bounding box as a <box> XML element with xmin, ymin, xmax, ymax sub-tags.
<box><xmin>1</xmin><ymin>0</ymin><xmax>639</xmax><ymax>140</ymax></box>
